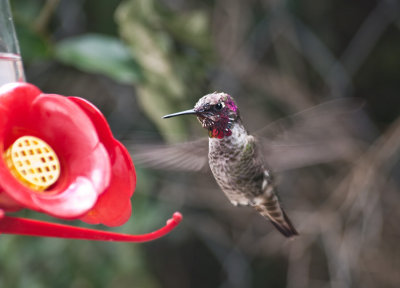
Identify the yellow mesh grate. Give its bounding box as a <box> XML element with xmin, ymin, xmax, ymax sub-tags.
<box><xmin>4</xmin><ymin>136</ymin><xmax>61</xmax><ymax>191</ymax></box>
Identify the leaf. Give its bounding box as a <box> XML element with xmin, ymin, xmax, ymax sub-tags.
<box><xmin>54</xmin><ymin>33</ymin><xmax>142</xmax><ymax>84</ymax></box>
<box><xmin>14</xmin><ymin>24</ymin><xmax>51</xmax><ymax>62</ymax></box>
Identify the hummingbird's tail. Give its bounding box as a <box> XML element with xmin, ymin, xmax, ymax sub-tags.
<box><xmin>253</xmin><ymin>187</ymin><xmax>299</xmax><ymax>238</ymax></box>
<box><xmin>268</xmin><ymin>208</ymin><xmax>298</xmax><ymax>238</ymax></box>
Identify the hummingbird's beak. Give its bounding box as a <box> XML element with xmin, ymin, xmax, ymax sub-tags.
<box><xmin>162</xmin><ymin>109</ymin><xmax>197</xmax><ymax>119</ymax></box>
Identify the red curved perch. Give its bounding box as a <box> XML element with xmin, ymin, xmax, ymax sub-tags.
<box><xmin>0</xmin><ymin>212</ymin><xmax>182</xmax><ymax>242</ymax></box>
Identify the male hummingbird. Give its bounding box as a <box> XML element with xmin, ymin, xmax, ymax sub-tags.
<box><xmin>163</xmin><ymin>92</ymin><xmax>299</xmax><ymax>237</ymax></box>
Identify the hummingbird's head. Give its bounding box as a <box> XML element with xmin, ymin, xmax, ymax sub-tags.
<box><xmin>163</xmin><ymin>92</ymin><xmax>240</xmax><ymax>139</ymax></box>
<box><xmin>193</xmin><ymin>93</ymin><xmax>240</xmax><ymax>138</ymax></box>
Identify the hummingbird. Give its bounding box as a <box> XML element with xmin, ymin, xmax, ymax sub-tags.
<box><xmin>162</xmin><ymin>92</ymin><xmax>299</xmax><ymax>237</ymax></box>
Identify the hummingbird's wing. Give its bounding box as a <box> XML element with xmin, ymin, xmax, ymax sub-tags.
<box><xmin>255</xmin><ymin>98</ymin><xmax>366</xmax><ymax>172</ymax></box>
<box><xmin>128</xmin><ymin>138</ymin><xmax>209</xmax><ymax>172</ymax></box>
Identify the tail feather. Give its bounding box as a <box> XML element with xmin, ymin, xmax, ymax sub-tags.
<box><xmin>269</xmin><ymin>209</ymin><xmax>298</xmax><ymax>238</ymax></box>
<box><xmin>253</xmin><ymin>190</ymin><xmax>299</xmax><ymax>238</ymax></box>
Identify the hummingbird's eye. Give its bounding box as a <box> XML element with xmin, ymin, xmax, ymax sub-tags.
<box><xmin>214</xmin><ymin>103</ymin><xmax>223</xmax><ymax>111</ymax></box>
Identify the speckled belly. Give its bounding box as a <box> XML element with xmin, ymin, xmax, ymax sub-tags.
<box><xmin>208</xmin><ymin>147</ymin><xmax>264</xmax><ymax>206</ymax></box>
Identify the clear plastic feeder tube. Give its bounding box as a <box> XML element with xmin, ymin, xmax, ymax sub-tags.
<box><xmin>0</xmin><ymin>0</ymin><xmax>24</xmax><ymax>85</ymax></box>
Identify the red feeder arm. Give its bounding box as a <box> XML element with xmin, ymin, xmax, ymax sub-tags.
<box><xmin>0</xmin><ymin>212</ymin><xmax>182</xmax><ymax>242</ymax></box>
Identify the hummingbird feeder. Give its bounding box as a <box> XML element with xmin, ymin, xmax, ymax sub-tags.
<box><xmin>0</xmin><ymin>82</ymin><xmax>182</xmax><ymax>242</ymax></box>
<box><xmin>0</xmin><ymin>0</ymin><xmax>181</xmax><ymax>242</ymax></box>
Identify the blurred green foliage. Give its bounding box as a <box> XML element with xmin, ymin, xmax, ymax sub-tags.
<box><xmin>116</xmin><ymin>0</ymin><xmax>212</xmax><ymax>142</ymax></box>
<box><xmin>55</xmin><ymin>34</ymin><xmax>142</xmax><ymax>84</ymax></box>
<box><xmin>0</xmin><ymin>234</ymin><xmax>160</xmax><ymax>288</ymax></box>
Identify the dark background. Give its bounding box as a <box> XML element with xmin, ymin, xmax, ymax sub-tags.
<box><xmin>1</xmin><ymin>0</ymin><xmax>400</xmax><ymax>287</ymax></box>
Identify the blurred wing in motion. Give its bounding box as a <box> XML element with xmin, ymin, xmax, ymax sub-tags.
<box><xmin>129</xmin><ymin>99</ymin><xmax>366</xmax><ymax>173</ymax></box>
<box><xmin>255</xmin><ymin>98</ymin><xmax>363</xmax><ymax>138</ymax></box>
<box><xmin>128</xmin><ymin>138</ymin><xmax>209</xmax><ymax>172</ymax></box>
<box><xmin>255</xmin><ymin>98</ymin><xmax>366</xmax><ymax>172</ymax></box>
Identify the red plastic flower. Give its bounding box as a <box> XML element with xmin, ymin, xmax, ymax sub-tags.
<box><xmin>0</xmin><ymin>82</ymin><xmax>182</xmax><ymax>241</ymax></box>
<box><xmin>0</xmin><ymin>82</ymin><xmax>133</xmax><ymax>225</ymax></box>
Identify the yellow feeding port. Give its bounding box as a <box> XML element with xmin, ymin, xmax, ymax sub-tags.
<box><xmin>4</xmin><ymin>136</ymin><xmax>61</xmax><ymax>191</ymax></box>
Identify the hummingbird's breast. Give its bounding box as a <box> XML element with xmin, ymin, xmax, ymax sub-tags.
<box><xmin>208</xmin><ymin>123</ymin><xmax>266</xmax><ymax>206</ymax></box>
